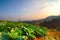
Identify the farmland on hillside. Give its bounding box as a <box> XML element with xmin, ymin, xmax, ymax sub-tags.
<box><xmin>0</xmin><ymin>20</ymin><xmax>60</xmax><ymax>40</ymax></box>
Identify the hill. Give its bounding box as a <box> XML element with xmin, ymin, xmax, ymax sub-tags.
<box><xmin>23</xmin><ymin>15</ymin><xmax>60</xmax><ymax>31</ymax></box>
<box><xmin>39</xmin><ymin>16</ymin><xmax>60</xmax><ymax>31</ymax></box>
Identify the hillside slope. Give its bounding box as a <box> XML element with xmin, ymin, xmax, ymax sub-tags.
<box><xmin>23</xmin><ymin>16</ymin><xmax>60</xmax><ymax>31</ymax></box>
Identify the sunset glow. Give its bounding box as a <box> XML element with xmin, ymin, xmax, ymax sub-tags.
<box><xmin>39</xmin><ymin>0</ymin><xmax>60</xmax><ymax>18</ymax></box>
<box><xmin>0</xmin><ymin>0</ymin><xmax>60</xmax><ymax>21</ymax></box>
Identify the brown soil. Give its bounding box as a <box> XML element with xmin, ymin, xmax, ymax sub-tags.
<box><xmin>28</xmin><ymin>30</ymin><xmax>60</xmax><ymax>40</ymax></box>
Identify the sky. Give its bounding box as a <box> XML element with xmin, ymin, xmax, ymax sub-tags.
<box><xmin>0</xmin><ymin>0</ymin><xmax>60</xmax><ymax>21</ymax></box>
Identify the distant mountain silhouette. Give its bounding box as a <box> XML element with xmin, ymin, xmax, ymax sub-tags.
<box><xmin>23</xmin><ymin>15</ymin><xmax>60</xmax><ymax>31</ymax></box>
<box><xmin>39</xmin><ymin>16</ymin><xmax>60</xmax><ymax>29</ymax></box>
<box><xmin>41</xmin><ymin>16</ymin><xmax>60</xmax><ymax>21</ymax></box>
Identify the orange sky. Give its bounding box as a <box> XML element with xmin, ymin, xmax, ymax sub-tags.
<box><xmin>25</xmin><ymin>0</ymin><xmax>60</xmax><ymax>21</ymax></box>
<box><xmin>0</xmin><ymin>0</ymin><xmax>60</xmax><ymax>21</ymax></box>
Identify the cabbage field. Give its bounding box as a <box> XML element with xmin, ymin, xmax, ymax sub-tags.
<box><xmin>0</xmin><ymin>20</ymin><xmax>60</xmax><ymax>40</ymax></box>
<box><xmin>0</xmin><ymin>21</ymin><xmax>47</xmax><ymax>40</ymax></box>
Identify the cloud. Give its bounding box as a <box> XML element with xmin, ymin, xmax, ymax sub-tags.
<box><xmin>1</xmin><ymin>0</ymin><xmax>60</xmax><ymax>21</ymax></box>
<box><xmin>38</xmin><ymin>0</ymin><xmax>60</xmax><ymax>18</ymax></box>
<box><xmin>20</xmin><ymin>0</ymin><xmax>60</xmax><ymax>21</ymax></box>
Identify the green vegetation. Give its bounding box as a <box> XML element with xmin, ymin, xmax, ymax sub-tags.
<box><xmin>0</xmin><ymin>20</ymin><xmax>47</xmax><ymax>40</ymax></box>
